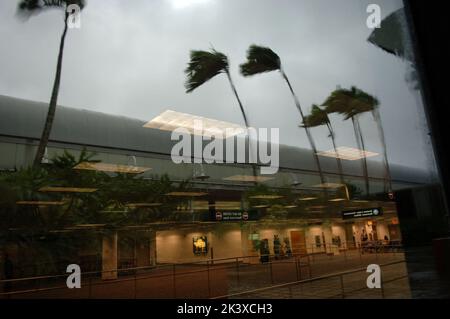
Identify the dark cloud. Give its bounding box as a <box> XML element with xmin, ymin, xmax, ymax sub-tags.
<box><xmin>0</xmin><ymin>0</ymin><xmax>437</xmax><ymax>173</ymax></box>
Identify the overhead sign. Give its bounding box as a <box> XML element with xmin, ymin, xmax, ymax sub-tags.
<box><xmin>214</xmin><ymin>210</ymin><xmax>251</xmax><ymax>221</ymax></box>
<box><xmin>342</xmin><ymin>207</ymin><xmax>383</xmax><ymax>220</ymax></box>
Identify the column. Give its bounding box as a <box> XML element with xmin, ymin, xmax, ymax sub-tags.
<box><xmin>102</xmin><ymin>232</ymin><xmax>118</xmax><ymax>280</ymax></box>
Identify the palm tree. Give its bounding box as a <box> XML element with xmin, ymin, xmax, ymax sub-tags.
<box><xmin>323</xmin><ymin>86</ymin><xmax>386</xmax><ymax>195</ymax></box>
<box><xmin>185</xmin><ymin>49</ymin><xmax>258</xmax><ymax>179</ymax></box>
<box><xmin>240</xmin><ymin>45</ymin><xmax>326</xmax><ymax>185</ymax></box>
<box><xmin>302</xmin><ymin>104</ymin><xmax>345</xmax><ymax>185</ymax></box>
<box><xmin>17</xmin><ymin>0</ymin><xmax>86</xmax><ymax>166</ymax></box>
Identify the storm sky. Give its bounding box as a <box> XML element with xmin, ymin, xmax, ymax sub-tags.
<box><xmin>0</xmin><ymin>0</ymin><xmax>437</xmax><ymax>172</ymax></box>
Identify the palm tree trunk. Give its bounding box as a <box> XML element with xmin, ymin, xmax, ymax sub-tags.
<box><xmin>225</xmin><ymin>71</ymin><xmax>258</xmax><ymax>181</ymax></box>
<box><xmin>372</xmin><ymin>107</ymin><xmax>392</xmax><ymax>192</ymax></box>
<box><xmin>281</xmin><ymin>70</ymin><xmax>326</xmax><ymax>185</ymax></box>
<box><xmin>33</xmin><ymin>16</ymin><xmax>69</xmax><ymax>166</ymax></box>
<box><xmin>352</xmin><ymin>117</ymin><xmax>370</xmax><ymax>196</ymax></box>
<box><xmin>326</xmin><ymin>123</ymin><xmax>345</xmax><ymax>185</ymax></box>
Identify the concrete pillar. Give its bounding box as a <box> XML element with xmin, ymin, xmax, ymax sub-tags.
<box><xmin>241</xmin><ymin>227</ymin><xmax>250</xmax><ymax>259</ymax></box>
<box><xmin>150</xmin><ymin>230</ymin><xmax>157</xmax><ymax>267</ymax></box>
<box><xmin>345</xmin><ymin>223</ymin><xmax>356</xmax><ymax>249</ymax></box>
<box><xmin>322</xmin><ymin>226</ymin><xmax>334</xmax><ymax>255</ymax></box>
<box><xmin>102</xmin><ymin>232</ymin><xmax>118</xmax><ymax>280</ymax></box>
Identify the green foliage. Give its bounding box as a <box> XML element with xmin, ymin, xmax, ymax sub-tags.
<box><xmin>184</xmin><ymin>49</ymin><xmax>229</xmax><ymax>93</ymax></box>
<box><xmin>322</xmin><ymin>86</ymin><xmax>379</xmax><ymax>120</ymax></box>
<box><xmin>302</xmin><ymin>104</ymin><xmax>330</xmax><ymax>128</ymax></box>
<box><xmin>0</xmin><ymin>150</ymin><xmax>191</xmax><ymax>231</ymax></box>
<box><xmin>240</xmin><ymin>45</ymin><xmax>281</xmax><ymax>76</ymax></box>
<box><xmin>18</xmin><ymin>0</ymin><xmax>86</xmax><ymax>12</ymax></box>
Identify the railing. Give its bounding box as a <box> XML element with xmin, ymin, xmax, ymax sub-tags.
<box><xmin>212</xmin><ymin>259</ymin><xmax>409</xmax><ymax>299</ymax></box>
<box><xmin>0</xmin><ymin>242</ymin><xmax>404</xmax><ymax>299</ymax></box>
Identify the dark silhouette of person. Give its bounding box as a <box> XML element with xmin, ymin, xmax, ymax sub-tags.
<box><xmin>273</xmin><ymin>235</ymin><xmax>281</xmax><ymax>260</ymax></box>
<box><xmin>259</xmin><ymin>239</ymin><xmax>269</xmax><ymax>263</ymax></box>
<box><xmin>3</xmin><ymin>253</ymin><xmax>14</xmax><ymax>296</ymax></box>
<box><xmin>283</xmin><ymin>237</ymin><xmax>292</xmax><ymax>258</ymax></box>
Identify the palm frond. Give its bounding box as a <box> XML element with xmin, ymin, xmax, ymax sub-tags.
<box><xmin>17</xmin><ymin>0</ymin><xmax>85</xmax><ymax>18</ymax></box>
<box><xmin>301</xmin><ymin>104</ymin><xmax>329</xmax><ymax>128</ymax></box>
<box><xmin>323</xmin><ymin>86</ymin><xmax>378</xmax><ymax>120</ymax></box>
<box><xmin>184</xmin><ymin>49</ymin><xmax>229</xmax><ymax>93</ymax></box>
<box><xmin>240</xmin><ymin>45</ymin><xmax>281</xmax><ymax>76</ymax></box>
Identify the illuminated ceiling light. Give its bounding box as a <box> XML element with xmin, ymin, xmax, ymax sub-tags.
<box><xmin>143</xmin><ymin>110</ymin><xmax>246</xmax><ymax>139</ymax></box>
<box><xmin>223</xmin><ymin>175</ymin><xmax>274</xmax><ymax>183</ymax></box>
<box><xmin>73</xmin><ymin>224</ymin><xmax>106</xmax><ymax>228</ymax></box>
<box><xmin>284</xmin><ymin>205</ymin><xmax>298</xmax><ymax>209</ymax></box>
<box><xmin>249</xmin><ymin>195</ymin><xmax>284</xmax><ymax>200</ymax></box>
<box><xmin>313</xmin><ymin>183</ymin><xmax>345</xmax><ymax>189</ymax></box>
<box><xmin>126</xmin><ymin>203</ymin><xmax>163</xmax><ymax>208</ymax></box>
<box><xmin>193</xmin><ymin>173</ymin><xmax>210</xmax><ymax>181</ymax></box>
<box><xmin>16</xmin><ymin>201</ymin><xmax>66</xmax><ymax>206</ymax></box>
<box><xmin>39</xmin><ymin>186</ymin><xmax>98</xmax><ymax>193</ymax></box>
<box><xmin>329</xmin><ymin>198</ymin><xmax>347</xmax><ymax>202</ymax></box>
<box><xmin>252</xmin><ymin>205</ymin><xmax>269</xmax><ymax>208</ymax></box>
<box><xmin>299</xmin><ymin>197</ymin><xmax>317</xmax><ymax>201</ymax></box>
<box><xmin>207</xmin><ymin>201</ymin><xmax>240</xmax><ymax>207</ymax></box>
<box><xmin>73</xmin><ymin>162</ymin><xmax>151</xmax><ymax>174</ymax></box>
<box><xmin>317</xmin><ymin>147</ymin><xmax>379</xmax><ymax>161</ymax></box>
<box><xmin>123</xmin><ymin>225</ymin><xmax>149</xmax><ymax>229</ymax></box>
<box><xmin>165</xmin><ymin>191</ymin><xmax>208</xmax><ymax>197</ymax></box>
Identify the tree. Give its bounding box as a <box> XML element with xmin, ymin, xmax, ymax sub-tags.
<box><xmin>17</xmin><ymin>0</ymin><xmax>86</xmax><ymax>166</ymax></box>
<box><xmin>185</xmin><ymin>49</ymin><xmax>258</xmax><ymax>180</ymax></box>
<box><xmin>302</xmin><ymin>104</ymin><xmax>345</xmax><ymax>185</ymax></box>
<box><xmin>323</xmin><ymin>86</ymin><xmax>388</xmax><ymax>195</ymax></box>
<box><xmin>240</xmin><ymin>45</ymin><xmax>326</xmax><ymax>185</ymax></box>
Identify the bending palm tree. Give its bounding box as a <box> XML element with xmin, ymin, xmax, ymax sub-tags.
<box><xmin>302</xmin><ymin>104</ymin><xmax>344</xmax><ymax>185</ymax></box>
<box><xmin>185</xmin><ymin>49</ymin><xmax>257</xmax><ymax>179</ymax></box>
<box><xmin>240</xmin><ymin>45</ymin><xmax>325</xmax><ymax>185</ymax></box>
<box><xmin>18</xmin><ymin>0</ymin><xmax>86</xmax><ymax>166</ymax></box>
<box><xmin>323</xmin><ymin>86</ymin><xmax>382</xmax><ymax>196</ymax></box>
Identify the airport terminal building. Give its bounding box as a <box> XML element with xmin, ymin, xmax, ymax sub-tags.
<box><xmin>0</xmin><ymin>95</ymin><xmax>447</xmax><ymax>281</ymax></box>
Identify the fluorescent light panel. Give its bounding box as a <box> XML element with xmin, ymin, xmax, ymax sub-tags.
<box><xmin>249</xmin><ymin>195</ymin><xmax>283</xmax><ymax>199</ymax></box>
<box><xmin>73</xmin><ymin>162</ymin><xmax>151</xmax><ymax>174</ymax></box>
<box><xmin>143</xmin><ymin>110</ymin><xmax>247</xmax><ymax>138</ymax></box>
<box><xmin>126</xmin><ymin>203</ymin><xmax>162</xmax><ymax>207</ymax></box>
<box><xmin>165</xmin><ymin>191</ymin><xmax>208</xmax><ymax>197</ymax></box>
<box><xmin>16</xmin><ymin>201</ymin><xmax>66</xmax><ymax>206</ymax></box>
<box><xmin>329</xmin><ymin>198</ymin><xmax>347</xmax><ymax>202</ymax></box>
<box><xmin>313</xmin><ymin>183</ymin><xmax>345</xmax><ymax>189</ymax></box>
<box><xmin>223</xmin><ymin>175</ymin><xmax>274</xmax><ymax>182</ymax></box>
<box><xmin>299</xmin><ymin>197</ymin><xmax>317</xmax><ymax>201</ymax></box>
<box><xmin>317</xmin><ymin>147</ymin><xmax>379</xmax><ymax>161</ymax></box>
<box><xmin>39</xmin><ymin>186</ymin><xmax>98</xmax><ymax>193</ymax></box>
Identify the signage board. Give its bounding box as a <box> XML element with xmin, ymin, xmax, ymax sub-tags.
<box><xmin>342</xmin><ymin>207</ymin><xmax>383</xmax><ymax>220</ymax></box>
<box><xmin>214</xmin><ymin>210</ymin><xmax>253</xmax><ymax>221</ymax></box>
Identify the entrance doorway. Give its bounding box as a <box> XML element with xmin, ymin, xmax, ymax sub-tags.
<box><xmin>290</xmin><ymin>230</ymin><xmax>307</xmax><ymax>255</ymax></box>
